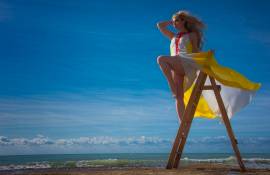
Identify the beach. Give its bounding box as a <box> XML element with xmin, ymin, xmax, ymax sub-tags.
<box><xmin>1</xmin><ymin>164</ymin><xmax>270</xmax><ymax>175</ymax></box>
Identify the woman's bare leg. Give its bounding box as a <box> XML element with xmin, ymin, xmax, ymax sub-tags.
<box><xmin>172</xmin><ymin>71</ymin><xmax>185</xmax><ymax>122</ymax></box>
<box><xmin>157</xmin><ymin>56</ymin><xmax>177</xmax><ymax>96</ymax></box>
<box><xmin>157</xmin><ymin>55</ymin><xmax>185</xmax><ymax>93</ymax></box>
<box><xmin>157</xmin><ymin>55</ymin><xmax>186</xmax><ymax>122</ymax></box>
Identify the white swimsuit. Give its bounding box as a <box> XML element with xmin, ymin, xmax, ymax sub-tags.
<box><xmin>170</xmin><ymin>32</ymin><xmax>199</xmax><ymax>91</ymax></box>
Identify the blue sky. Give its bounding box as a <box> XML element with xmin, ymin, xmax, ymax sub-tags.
<box><xmin>0</xmin><ymin>0</ymin><xmax>270</xmax><ymax>155</ymax></box>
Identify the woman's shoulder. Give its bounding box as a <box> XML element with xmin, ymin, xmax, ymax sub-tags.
<box><xmin>170</xmin><ymin>33</ymin><xmax>178</xmax><ymax>41</ymax></box>
<box><xmin>188</xmin><ymin>32</ymin><xmax>197</xmax><ymax>39</ymax></box>
<box><xmin>187</xmin><ymin>32</ymin><xmax>199</xmax><ymax>43</ymax></box>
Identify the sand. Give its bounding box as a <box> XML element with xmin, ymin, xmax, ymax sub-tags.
<box><xmin>1</xmin><ymin>163</ymin><xmax>270</xmax><ymax>175</ymax></box>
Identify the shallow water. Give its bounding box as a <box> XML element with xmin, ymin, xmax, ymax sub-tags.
<box><xmin>0</xmin><ymin>153</ymin><xmax>269</xmax><ymax>171</ymax></box>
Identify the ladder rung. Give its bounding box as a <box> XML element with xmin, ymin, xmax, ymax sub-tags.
<box><xmin>202</xmin><ymin>85</ymin><xmax>221</xmax><ymax>91</ymax></box>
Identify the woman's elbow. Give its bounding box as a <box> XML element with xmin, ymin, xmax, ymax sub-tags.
<box><xmin>156</xmin><ymin>22</ymin><xmax>161</xmax><ymax>29</ymax></box>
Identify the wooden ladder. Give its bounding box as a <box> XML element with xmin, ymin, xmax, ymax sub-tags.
<box><xmin>166</xmin><ymin>71</ymin><xmax>246</xmax><ymax>172</ymax></box>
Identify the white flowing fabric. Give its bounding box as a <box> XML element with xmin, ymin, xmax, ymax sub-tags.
<box><xmin>169</xmin><ymin>32</ymin><xmax>260</xmax><ymax>119</ymax></box>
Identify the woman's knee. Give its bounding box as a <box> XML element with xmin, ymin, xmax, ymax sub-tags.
<box><xmin>157</xmin><ymin>55</ymin><xmax>169</xmax><ymax>65</ymax></box>
<box><xmin>172</xmin><ymin>71</ymin><xmax>184</xmax><ymax>82</ymax></box>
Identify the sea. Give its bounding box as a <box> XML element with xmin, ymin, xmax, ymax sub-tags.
<box><xmin>0</xmin><ymin>153</ymin><xmax>269</xmax><ymax>171</ymax></box>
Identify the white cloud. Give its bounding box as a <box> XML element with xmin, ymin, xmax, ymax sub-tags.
<box><xmin>1</xmin><ymin>135</ymin><xmax>270</xmax><ymax>147</ymax></box>
<box><xmin>0</xmin><ymin>135</ymin><xmax>53</xmax><ymax>146</ymax></box>
<box><xmin>0</xmin><ymin>135</ymin><xmax>170</xmax><ymax>146</ymax></box>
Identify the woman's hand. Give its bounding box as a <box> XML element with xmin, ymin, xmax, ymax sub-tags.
<box><xmin>157</xmin><ymin>20</ymin><xmax>175</xmax><ymax>40</ymax></box>
<box><xmin>157</xmin><ymin>20</ymin><xmax>172</xmax><ymax>27</ymax></box>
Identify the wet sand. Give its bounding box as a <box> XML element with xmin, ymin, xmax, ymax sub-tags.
<box><xmin>1</xmin><ymin>163</ymin><xmax>270</xmax><ymax>175</ymax></box>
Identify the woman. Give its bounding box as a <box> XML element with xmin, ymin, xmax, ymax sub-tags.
<box><xmin>156</xmin><ymin>11</ymin><xmax>260</xmax><ymax>122</ymax></box>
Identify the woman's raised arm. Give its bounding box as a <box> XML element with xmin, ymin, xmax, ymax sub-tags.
<box><xmin>157</xmin><ymin>21</ymin><xmax>175</xmax><ymax>40</ymax></box>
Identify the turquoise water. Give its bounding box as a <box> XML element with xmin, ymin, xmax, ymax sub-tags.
<box><xmin>0</xmin><ymin>153</ymin><xmax>270</xmax><ymax>170</ymax></box>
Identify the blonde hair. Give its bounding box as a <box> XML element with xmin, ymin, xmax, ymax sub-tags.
<box><xmin>172</xmin><ymin>10</ymin><xmax>206</xmax><ymax>50</ymax></box>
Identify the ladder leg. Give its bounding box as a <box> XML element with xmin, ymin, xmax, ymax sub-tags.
<box><xmin>166</xmin><ymin>116</ymin><xmax>188</xmax><ymax>169</ymax></box>
<box><xmin>166</xmin><ymin>72</ymin><xmax>207</xmax><ymax>169</ymax></box>
<box><xmin>209</xmin><ymin>77</ymin><xmax>246</xmax><ymax>172</ymax></box>
<box><xmin>172</xmin><ymin>120</ymin><xmax>192</xmax><ymax>168</ymax></box>
<box><xmin>173</xmin><ymin>72</ymin><xmax>207</xmax><ymax>168</ymax></box>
